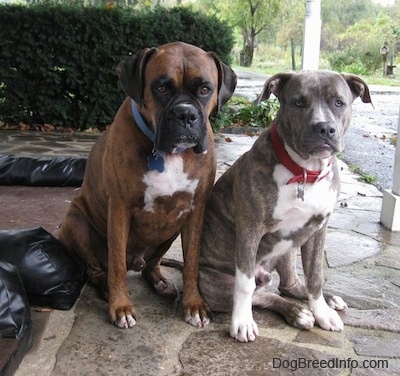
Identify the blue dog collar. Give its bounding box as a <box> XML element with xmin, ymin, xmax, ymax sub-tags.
<box><xmin>131</xmin><ymin>99</ymin><xmax>156</xmax><ymax>143</ymax></box>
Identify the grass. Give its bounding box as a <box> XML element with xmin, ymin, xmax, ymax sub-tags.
<box><xmin>349</xmin><ymin>163</ymin><xmax>378</xmax><ymax>184</ymax></box>
<box><xmin>358</xmin><ymin>174</ymin><xmax>378</xmax><ymax>184</ymax></box>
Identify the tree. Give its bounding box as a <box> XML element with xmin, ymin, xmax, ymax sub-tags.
<box><xmin>198</xmin><ymin>0</ymin><xmax>282</xmax><ymax>67</ymax></box>
<box><xmin>275</xmin><ymin>1</ymin><xmax>304</xmax><ymax>50</ymax></box>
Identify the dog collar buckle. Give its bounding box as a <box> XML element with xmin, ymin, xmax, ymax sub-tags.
<box><xmin>296</xmin><ymin>170</ymin><xmax>307</xmax><ymax>201</ymax></box>
<box><xmin>147</xmin><ymin>149</ymin><xmax>165</xmax><ymax>173</ymax></box>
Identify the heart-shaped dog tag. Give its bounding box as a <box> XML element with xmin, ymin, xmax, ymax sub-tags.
<box><xmin>147</xmin><ymin>154</ymin><xmax>165</xmax><ymax>173</ymax></box>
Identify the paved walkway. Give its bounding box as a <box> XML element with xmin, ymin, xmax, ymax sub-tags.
<box><xmin>1</xmin><ymin>130</ymin><xmax>400</xmax><ymax>375</ymax></box>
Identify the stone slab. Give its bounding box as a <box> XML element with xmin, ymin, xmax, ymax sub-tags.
<box><xmin>344</xmin><ymin>309</ymin><xmax>400</xmax><ymax>333</ymax></box>
<box><xmin>324</xmin><ymin>266</ymin><xmax>400</xmax><ymax>310</ymax></box>
<box><xmin>179</xmin><ymin>331</ymin><xmax>340</xmax><ymax>376</ymax></box>
<box><xmin>325</xmin><ymin>231</ymin><xmax>384</xmax><ymax>267</ymax></box>
<box><xmin>350</xmin><ymin>333</ymin><xmax>400</xmax><ymax>358</ymax></box>
<box><xmin>294</xmin><ymin>328</ymin><xmax>345</xmax><ymax>348</ymax></box>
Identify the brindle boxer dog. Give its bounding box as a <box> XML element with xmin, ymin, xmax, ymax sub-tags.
<box><xmin>191</xmin><ymin>71</ymin><xmax>372</xmax><ymax>342</ymax></box>
<box><xmin>58</xmin><ymin>42</ymin><xmax>237</xmax><ymax>329</ymax></box>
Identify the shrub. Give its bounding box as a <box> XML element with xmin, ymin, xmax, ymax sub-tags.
<box><xmin>327</xmin><ymin>43</ymin><xmax>382</xmax><ymax>75</ymax></box>
<box><xmin>0</xmin><ymin>5</ymin><xmax>234</xmax><ymax>130</ymax></box>
<box><xmin>211</xmin><ymin>98</ymin><xmax>280</xmax><ymax>131</ymax></box>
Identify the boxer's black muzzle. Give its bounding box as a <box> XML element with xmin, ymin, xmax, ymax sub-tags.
<box><xmin>155</xmin><ymin>101</ymin><xmax>208</xmax><ymax>155</ymax></box>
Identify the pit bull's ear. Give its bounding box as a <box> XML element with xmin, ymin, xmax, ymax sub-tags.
<box><xmin>116</xmin><ymin>47</ymin><xmax>158</xmax><ymax>105</ymax></box>
<box><xmin>340</xmin><ymin>73</ymin><xmax>372</xmax><ymax>105</ymax></box>
<box><xmin>208</xmin><ymin>52</ymin><xmax>237</xmax><ymax>112</ymax></box>
<box><xmin>254</xmin><ymin>72</ymin><xmax>294</xmax><ymax>104</ymax></box>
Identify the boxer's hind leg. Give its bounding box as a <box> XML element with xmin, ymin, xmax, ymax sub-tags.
<box><xmin>58</xmin><ymin>203</ymin><xmax>109</xmax><ymax>300</ymax></box>
<box><xmin>142</xmin><ymin>235</ymin><xmax>180</xmax><ymax>299</ymax></box>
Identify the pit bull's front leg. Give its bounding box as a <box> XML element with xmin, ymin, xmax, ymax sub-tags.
<box><xmin>230</xmin><ymin>227</ymin><xmax>261</xmax><ymax>342</ymax></box>
<box><xmin>301</xmin><ymin>225</ymin><xmax>346</xmax><ymax>331</ymax></box>
<box><xmin>107</xmin><ymin>199</ymin><xmax>136</xmax><ymax>329</ymax></box>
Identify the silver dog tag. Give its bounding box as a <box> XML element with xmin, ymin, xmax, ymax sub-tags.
<box><xmin>297</xmin><ymin>182</ymin><xmax>305</xmax><ymax>201</ymax></box>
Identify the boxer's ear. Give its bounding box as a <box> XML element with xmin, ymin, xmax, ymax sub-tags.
<box><xmin>340</xmin><ymin>73</ymin><xmax>373</xmax><ymax>105</ymax></box>
<box><xmin>254</xmin><ymin>72</ymin><xmax>294</xmax><ymax>104</ymax></box>
<box><xmin>116</xmin><ymin>47</ymin><xmax>158</xmax><ymax>105</ymax></box>
<box><xmin>209</xmin><ymin>52</ymin><xmax>237</xmax><ymax>112</ymax></box>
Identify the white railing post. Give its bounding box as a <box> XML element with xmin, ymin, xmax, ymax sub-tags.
<box><xmin>380</xmin><ymin>102</ymin><xmax>400</xmax><ymax>231</ymax></box>
<box><xmin>302</xmin><ymin>0</ymin><xmax>321</xmax><ymax>70</ymax></box>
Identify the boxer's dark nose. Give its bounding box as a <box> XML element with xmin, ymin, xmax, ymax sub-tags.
<box><xmin>313</xmin><ymin>122</ymin><xmax>336</xmax><ymax>139</ymax></box>
<box><xmin>174</xmin><ymin>104</ymin><xmax>199</xmax><ymax>128</ymax></box>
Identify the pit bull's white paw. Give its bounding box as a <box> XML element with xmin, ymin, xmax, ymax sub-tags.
<box><xmin>310</xmin><ymin>295</ymin><xmax>344</xmax><ymax>331</ymax></box>
<box><xmin>114</xmin><ymin>314</ymin><xmax>137</xmax><ymax>329</ymax></box>
<box><xmin>327</xmin><ymin>295</ymin><xmax>348</xmax><ymax>311</ymax></box>
<box><xmin>230</xmin><ymin>319</ymin><xmax>259</xmax><ymax>342</ymax></box>
<box><xmin>294</xmin><ymin>308</ymin><xmax>315</xmax><ymax>330</ymax></box>
<box><xmin>185</xmin><ymin>312</ymin><xmax>210</xmax><ymax>328</ymax></box>
<box><xmin>231</xmin><ymin>268</ymin><xmax>258</xmax><ymax>342</ymax></box>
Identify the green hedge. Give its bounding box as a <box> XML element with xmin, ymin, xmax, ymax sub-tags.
<box><xmin>0</xmin><ymin>5</ymin><xmax>234</xmax><ymax>130</ymax></box>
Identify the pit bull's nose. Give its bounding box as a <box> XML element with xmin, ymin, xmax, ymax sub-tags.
<box><xmin>174</xmin><ymin>104</ymin><xmax>199</xmax><ymax>128</ymax></box>
<box><xmin>313</xmin><ymin>122</ymin><xmax>336</xmax><ymax>139</ymax></box>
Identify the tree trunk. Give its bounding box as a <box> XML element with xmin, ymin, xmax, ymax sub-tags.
<box><xmin>240</xmin><ymin>30</ymin><xmax>255</xmax><ymax>67</ymax></box>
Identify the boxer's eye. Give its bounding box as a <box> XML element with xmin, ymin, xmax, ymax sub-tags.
<box><xmin>156</xmin><ymin>85</ymin><xmax>168</xmax><ymax>94</ymax></box>
<box><xmin>199</xmin><ymin>86</ymin><xmax>211</xmax><ymax>96</ymax></box>
<box><xmin>335</xmin><ymin>99</ymin><xmax>344</xmax><ymax>107</ymax></box>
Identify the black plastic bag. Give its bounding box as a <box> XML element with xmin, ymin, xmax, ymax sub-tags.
<box><xmin>0</xmin><ymin>262</ymin><xmax>31</xmax><ymax>340</ymax></box>
<box><xmin>0</xmin><ymin>262</ymin><xmax>32</xmax><ymax>376</ymax></box>
<box><xmin>0</xmin><ymin>154</ymin><xmax>86</xmax><ymax>186</ymax></box>
<box><xmin>0</xmin><ymin>227</ymin><xmax>87</xmax><ymax>310</ymax></box>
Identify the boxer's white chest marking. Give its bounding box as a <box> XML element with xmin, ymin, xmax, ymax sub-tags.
<box><xmin>142</xmin><ymin>154</ymin><xmax>199</xmax><ymax>213</ymax></box>
<box><xmin>271</xmin><ymin>164</ymin><xmax>338</xmax><ymax>237</ymax></box>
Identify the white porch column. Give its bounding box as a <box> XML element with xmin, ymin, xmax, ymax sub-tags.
<box><xmin>380</xmin><ymin>102</ymin><xmax>400</xmax><ymax>231</ymax></box>
<box><xmin>302</xmin><ymin>0</ymin><xmax>321</xmax><ymax>70</ymax></box>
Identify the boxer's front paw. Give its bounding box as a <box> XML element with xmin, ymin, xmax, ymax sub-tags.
<box><xmin>185</xmin><ymin>309</ymin><xmax>210</xmax><ymax>328</ymax></box>
<box><xmin>327</xmin><ymin>295</ymin><xmax>348</xmax><ymax>311</ymax></box>
<box><xmin>230</xmin><ymin>318</ymin><xmax>259</xmax><ymax>342</ymax></box>
<box><xmin>109</xmin><ymin>303</ymin><xmax>137</xmax><ymax>329</ymax></box>
<box><xmin>184</xmin><ymin>296</ymin><xmax>210</xmax><ymax>328</ymax></box>
<box><xmin>310</xmin><ymin>296</ymin><xmax>344</xmax><ymax>331</ymax></box>
<box><xmin>114</xmin><ymin>313</ymin><xmax>137</xmax><ymax>329</ymax></box>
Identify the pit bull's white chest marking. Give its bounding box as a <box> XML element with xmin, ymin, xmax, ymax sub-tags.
<box><xmin>271</xmin><ymin>164</ymin><xmax>337</xmax><ymax>237</ymax></box>
<box><xmin>142</xmin><ymin>154</ymin><xmax>199</xmax><ymax>213</ymax></box>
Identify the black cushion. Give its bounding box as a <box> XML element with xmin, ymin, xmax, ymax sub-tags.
<box><xmin>0</xmin><ymin>261</ymin><xmax>32</xmax><ymax>376</ymax></box>
<box><xmin>0</xmin><ymin>261</ymin><xmax>31</xmax><ymax>340</ymax></box>
<box><xmin>0</xmin><ymin>155</ymin><xmax>86</xmax><ymax>186</ymax></box>
<box><xmin>0</xmin><ymin>227</ymin><xmax>87</xmax><ymax>310</ymax></box>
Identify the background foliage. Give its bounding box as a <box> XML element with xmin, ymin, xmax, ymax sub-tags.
<box><xmin>195</xmin><ymin>0</ymin><xmax>400</xmax><ymax>76</ymax></box>
<box><xmin>0</xmin><ymin>4</ymin><xmax>234</xmax><ymax>130</ymax></box>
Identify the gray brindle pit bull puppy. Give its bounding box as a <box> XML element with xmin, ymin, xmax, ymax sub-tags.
<box><xmin>195</xmin><ymin>71</ymin><xmax>372</xmax><ymax>342</ymax></box>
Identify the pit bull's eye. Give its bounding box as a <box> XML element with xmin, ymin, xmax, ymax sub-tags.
<box><xmin>294</xmin><ymin>100</ymin><xmax>304</xmax><ymax>108</ymax></box>
<box><xmin>335</xmin><ymin>99</ymin><xmax>344</xmax><ymax>107</ymax></box>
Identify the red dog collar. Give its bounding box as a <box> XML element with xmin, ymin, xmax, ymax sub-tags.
<box><xmin>270</xmin><ymin>122</ymin><xmax>331</xmax><ymax>185</ymax></box>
